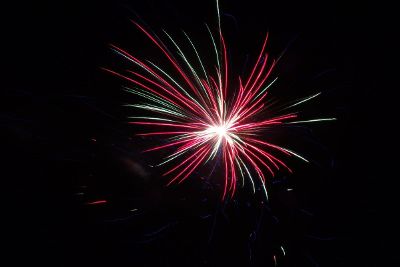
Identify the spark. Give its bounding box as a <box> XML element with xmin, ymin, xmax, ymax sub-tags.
<box><xmin>86</xmin><ymin>200</ymin><xmax>107</xmax><ymax>205</ymax></box>
<box><xmin>106</xmin><ymin>0</ymin><xmax>334</xmax><ymax>200</ymax></box>
<box><xmin>281</xmin><ymin>245</ymin><xmax>286</xmax><ymax>256</ymax></box>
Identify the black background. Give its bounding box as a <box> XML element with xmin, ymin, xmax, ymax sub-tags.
<box><xmin>3</xmin><ymin>0</ymin><xmax>393</xmax><ymax>266</ymax></box>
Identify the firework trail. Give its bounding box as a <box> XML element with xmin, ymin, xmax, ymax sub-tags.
<box><xmin>105</xmin><ymin>0</ymin><xmax>335</xmax><ymax>200</ymax></box>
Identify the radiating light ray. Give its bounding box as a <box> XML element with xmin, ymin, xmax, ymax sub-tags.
<box><xmin>286</xmin><ymin>118</ymin><xmax>337</xmax><ymax>124</ymax></box>
<box><xmin>283</xmin><ymin>92</ymin><xmax>321</xmax><ymax>110</ymax></box>
<box><xmin>108</xmin><ymin>0</ymin><xmax>335</xmax><ymax>200</ymax></box>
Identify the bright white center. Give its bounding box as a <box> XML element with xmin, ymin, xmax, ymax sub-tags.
<box><xmin>214</xmin><ymin>125</ymin><xmax>227</xmax><ymax>137</ymax></box>
<box><xmin>206</xmin><ymin>125</ymin><xmax>230</xmax><ymax>141</ymax></box>
<box><xmin>203</xmin><ymin>124</ymin><xmax>233</xmax><ymax>146</ymax></box>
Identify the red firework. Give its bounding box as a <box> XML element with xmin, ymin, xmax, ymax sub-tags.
<box><xmin>105</xmin><ymin>0</ymin><xmax>334</xmax><ymax>200</ymax></box>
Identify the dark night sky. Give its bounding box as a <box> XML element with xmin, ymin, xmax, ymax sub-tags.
<box><xmin>3</xmin><ymin>0</ymin><xmax>394</xmax><ymax>266</ymax></box>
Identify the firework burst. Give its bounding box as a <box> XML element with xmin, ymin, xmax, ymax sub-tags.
<box><xmin>105</xmin><ymin>0</ymin><xmax>335</xmax><ymax>200</ymax></box>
